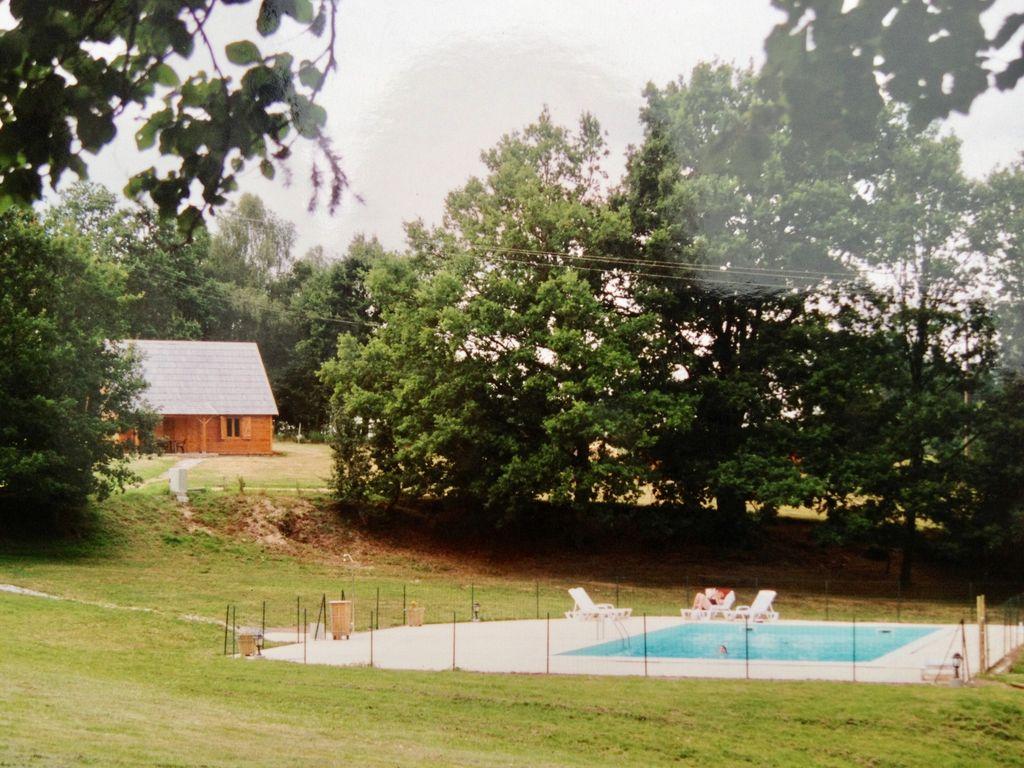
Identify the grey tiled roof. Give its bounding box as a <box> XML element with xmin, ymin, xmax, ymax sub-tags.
<box><xmin>127</xmin><ymin>340</ymin><xmax>278</xmax><ymax>416</ymax></box>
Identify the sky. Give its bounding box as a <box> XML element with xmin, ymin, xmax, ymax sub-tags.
<box><xmin>48</xmin><ymin>1</ymin><xmax>1024</xmax><ymax>257</ymax></box>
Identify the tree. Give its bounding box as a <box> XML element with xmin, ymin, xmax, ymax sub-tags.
<box><xmin>208</xmin><ymin>193</ymin><xmax>296</xmax><ymax>289</ymax></box>
<box><xmin>619</xmin><ymin>64</ymin><xmax>845</xmax><ymax>531</ymax></box>
<box><xmin>950</xmin><ymin>372</ymin><xmax>1024</xmax><ymax>577</ymax></box>
<box><xmin>46</xmin><ymin>182</ymin><xmax>216</xmax><ymax>339</ymax></box>
<box><xmin>974</xmin><ymin>159</ymin><xmax>1024</xmax><ymax>371</ymax></box>
<box><xmin>764</xmin><ymin>1</ymin><xmax>1024</xmax><ymax>147</ymax></box>
<box><xmin>277</xmin><ymin>236</ymin><xmax>381</xmax><ymax>429</ymax></box>
<box><xmin>0</xmin><ymin>209</ymin><xmax>151</xmax><ymax>530</ymax></box>
<box><xmin>322</xmin><ymin>114</ymin><xmax>680</xmax><ymax>525</ymax></box>
<box><xmin>798</xmin><ymin>112</ymin><xmax>998</xmax><ymax>585</ymax></box>
<box><xmin>0</xmin><ymin>0</ymin><xmax>346</xmax><ymax>227</ymax></box>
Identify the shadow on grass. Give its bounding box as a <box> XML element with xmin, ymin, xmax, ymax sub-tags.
<box><xmin>0</xmin><ymin>488</ymin><xmax>181</xmax><ymax>564</ymax></box>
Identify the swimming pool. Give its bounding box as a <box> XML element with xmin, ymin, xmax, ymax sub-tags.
<box><xmin>564</xmin><ymin>622</ymin><xmax>939</xmax><ymax>662</ymax></box>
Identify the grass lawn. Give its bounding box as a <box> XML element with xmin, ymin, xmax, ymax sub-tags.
<box><xmin>1</xmin><ymin>484</ymin><xmax>1022</xmax><ymax>766</ymax></box>
<box><xmin>127</xmin><ymin>454</ymin><xmax>180</xmax><ymax>483</ymax></box>
<box><xmin>2</xmin><ymin>593</ymin><xmax>1022</xmax><ymax>767</ymax></box>
<box><xmin>0</xmin><ymin>488</ymin><xmax>987</xmax><ymax>630</ymax></box>
<box><xmin>180</xmin><ymin>441</ymin><xmax>332</xmax><ymax>490</ymax></box>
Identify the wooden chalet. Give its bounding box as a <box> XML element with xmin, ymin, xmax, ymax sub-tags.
<box><xmin>129</xmin><ymin>340</ymin><xmax>278</xmax><ymax>455</ymax></box>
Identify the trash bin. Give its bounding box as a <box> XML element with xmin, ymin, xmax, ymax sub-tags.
<box><xmin>238</xmin><ymin>633</ymin><xmax>258</xmax><ymax>657</ymax></box>
<box><xmin>407</xmin><ymin>605</ymin><xmax>425</xmax><ymax>627</ymax></box>
<box><xmin>330</xmin><ymin>600</ymin><xmax>353</xmax><ymax>640</ymax></box>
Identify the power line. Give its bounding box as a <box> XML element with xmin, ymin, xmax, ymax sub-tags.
<box><xmin>462</xmin><ymin>242</ymin><xmax>882</xmax><ymax>281</ymax></box>
<box><xmin>123</xmin><ymin>234</ymin><xmax>878</xmax><ymax>339</ymax></box>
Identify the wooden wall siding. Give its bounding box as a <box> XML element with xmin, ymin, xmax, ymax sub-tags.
<box><xmin>155</xmin><ymin>415</ymin><xmax>274</xmax><ymax>455</ymax></box>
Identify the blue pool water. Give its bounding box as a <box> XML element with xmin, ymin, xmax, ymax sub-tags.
<box><xmin>564</xmin><ymin>623</ymin><xmax>938</xmax><ymax>662</ymax></box>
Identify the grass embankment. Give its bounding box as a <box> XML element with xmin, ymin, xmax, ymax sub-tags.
<box><xmin>0</xmin><ymin>486</ymin><xmax>988</xmax><ymax>631</ymax></box>
<box><xmin>2</xmin><ymin>481</ymin><xmax>1022</xmax><ymax>766</ymax></box>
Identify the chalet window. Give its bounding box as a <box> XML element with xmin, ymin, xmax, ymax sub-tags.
<box><xmin>220</xmin><ymin>416</ymin><xmax>252</xmax><ymax>439</ymax></box>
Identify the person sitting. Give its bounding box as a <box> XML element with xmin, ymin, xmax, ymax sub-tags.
<box><xmin>692</xmin><ymin>587</ymin><xmax>732</xmax><ymax>611</ymax></box>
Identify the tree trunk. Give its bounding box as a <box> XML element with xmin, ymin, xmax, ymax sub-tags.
<box><xmin>899</xmin><ymin>506</ymin><xmax>915</xmax><ymax>588</ymax></box>
<box><xmin>715</xmin><ymin>485</ymin><xmax>747</xmax><ymax>537</ymax></box>
<box><xmin>572</xmin><ymin>439</ymin><xmax>592</xmax><ymax>507</ymax></box>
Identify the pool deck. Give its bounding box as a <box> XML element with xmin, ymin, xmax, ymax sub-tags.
<box><xmin>258</xmin><ymin>617</ymin><xmax>1021</xmax><ymax>684</ymax></box>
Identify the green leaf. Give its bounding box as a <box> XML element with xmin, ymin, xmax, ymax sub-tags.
<box><xmin>135</xmin><ymin>108</ymin><xmax>172</xmax><ymax>151</ymax></box>
<box><xmin>225</xmin><ymin>40</ymin><xmax>262</xmax><ymax>66</ymax></box>
<box><xmin>153</xmin><ymin>63</ymin><xmax>180</xmax><ymax>87</ymax></box>
<box><xmin>256</xmin><ymin>0</ymin><xmax>282</xmax><ymax>35</ymax></box>
<box><xmin>292</xmin><ymin>0</ymin><xmax>314</xmax><ymax>24</ymax></box>
<box><xmin>77</xmin><ymin>111</ymin><xmax>117</xmax><ymax>151</ymax></box>
<box><xmin>310</xmin><ymin>7</ymin><xmax>327</xmax><ymax>36</ymax></box>
<box><xmin>260</xmin><ymin>159</ymin><xmax>275</xmax><ymax>179</ymax></box>
<box><xmin>298</xmin><ymin>64</ymin><xmax>323</xmax><ymax>90</ymax></box>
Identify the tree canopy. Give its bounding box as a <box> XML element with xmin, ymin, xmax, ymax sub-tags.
<box><xmin>317</xmin><ymin>67</ymin><xmax>1024</xmax><ymax>582</ymax></box>
<box><xmin>0</xmin><ymin>0</ymin><xmax>345</xmax><ymax>229</ymax></box>
<box><xmin>0</xmin><ymin>208</ymin><xmax>152</xmax><ymax>529</ymax></box>
<box><xmin>765</xmin><ymin>1</ymin><xmax>1024</xmax><ymax>147</ymax></box>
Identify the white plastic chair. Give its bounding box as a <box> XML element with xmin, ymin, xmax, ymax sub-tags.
<box><xmin>725</xmin><ymin>589</ymin><xmax>779</xmax><ymax>622</ymax></box>
<box><xmin>564</xmin><ymin>587</ymin><xmax>632</xmax><ymax>621</ymax></box>
<box><xmin>681</xmin><ymin>589</ymin><xmax>736</xmax><ymax>621</ymax></box>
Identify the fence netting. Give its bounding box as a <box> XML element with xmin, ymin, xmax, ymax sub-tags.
<box><xmin>222</xmin><ymin>579</ymin><xmax>1024</xmax><ymax>683</ymax></box>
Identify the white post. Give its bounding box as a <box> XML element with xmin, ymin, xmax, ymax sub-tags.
<box><xmin>169</xmin><ymin>467</ymin><xmax>188</xmax><ymax>502</ymax></box>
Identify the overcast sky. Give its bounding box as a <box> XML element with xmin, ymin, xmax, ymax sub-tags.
<box><xmin>62</xmin><ymin>1</ymin><xmax>1024</xmax><ymax>256</ymax></box>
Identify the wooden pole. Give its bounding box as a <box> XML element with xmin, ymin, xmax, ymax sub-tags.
<box><xmin>977</xmin><ymin>594</ymin><xmax>988</xmax><ymax>672</ymax></box>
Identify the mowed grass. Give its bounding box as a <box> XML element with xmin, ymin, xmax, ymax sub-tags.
<box><xmin>2</xmin><ymin>480</ymin><xmax>1022</xmax><ymax>765</ymax></box>
<box><xmin>127</xmin><ymin>453</ymin><xmax>179</xmax><ymax>482</ymax></box>
<box><xmin>0</xmin><ymin>487</ymin><xmax>985</xmax><ymax>631</ymax></box>
<box><xmin>1</xmin><ymin>594</ymin><xmax>1022</xmax><ymax>768</ymax></box>
<box><xmin>182</xmin><ymin>441</ymin><xmax>332</xmax><ymax>490</ymax></box>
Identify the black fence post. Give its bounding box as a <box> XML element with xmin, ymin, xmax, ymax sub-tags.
<box><xmin>643</xmin><ymin>613</ymin><xmax>648</xmax><ymax>678</ymax></box>
<box><xmin>546</xmin><ymin>612</ymin><xmax>551</xmax><ymax>674</ymax></box>
<box><xmin>745</xmin><ymin>618</ymin><xmax>753</xmax><ymax>684</ymax></box>
<box><xmin>852</xmin><ymin>617</ymin><xmax>857</xmax><ymax>682</ymax></box>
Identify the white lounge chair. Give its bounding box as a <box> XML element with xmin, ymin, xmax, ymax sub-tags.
<box><xmin>681</xmin><ymin>589</ymin><xmax>736</xmax><ymax>621</ymax></box>
<box><xmin>725</xmin><ymin>589</ymin><xmax>779</xmax><ymax>622</ymax></box>
<box><xmin>564</xmin><ymin>587</ymin><xmax>632</xmax><ymax>621</ymax></box>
